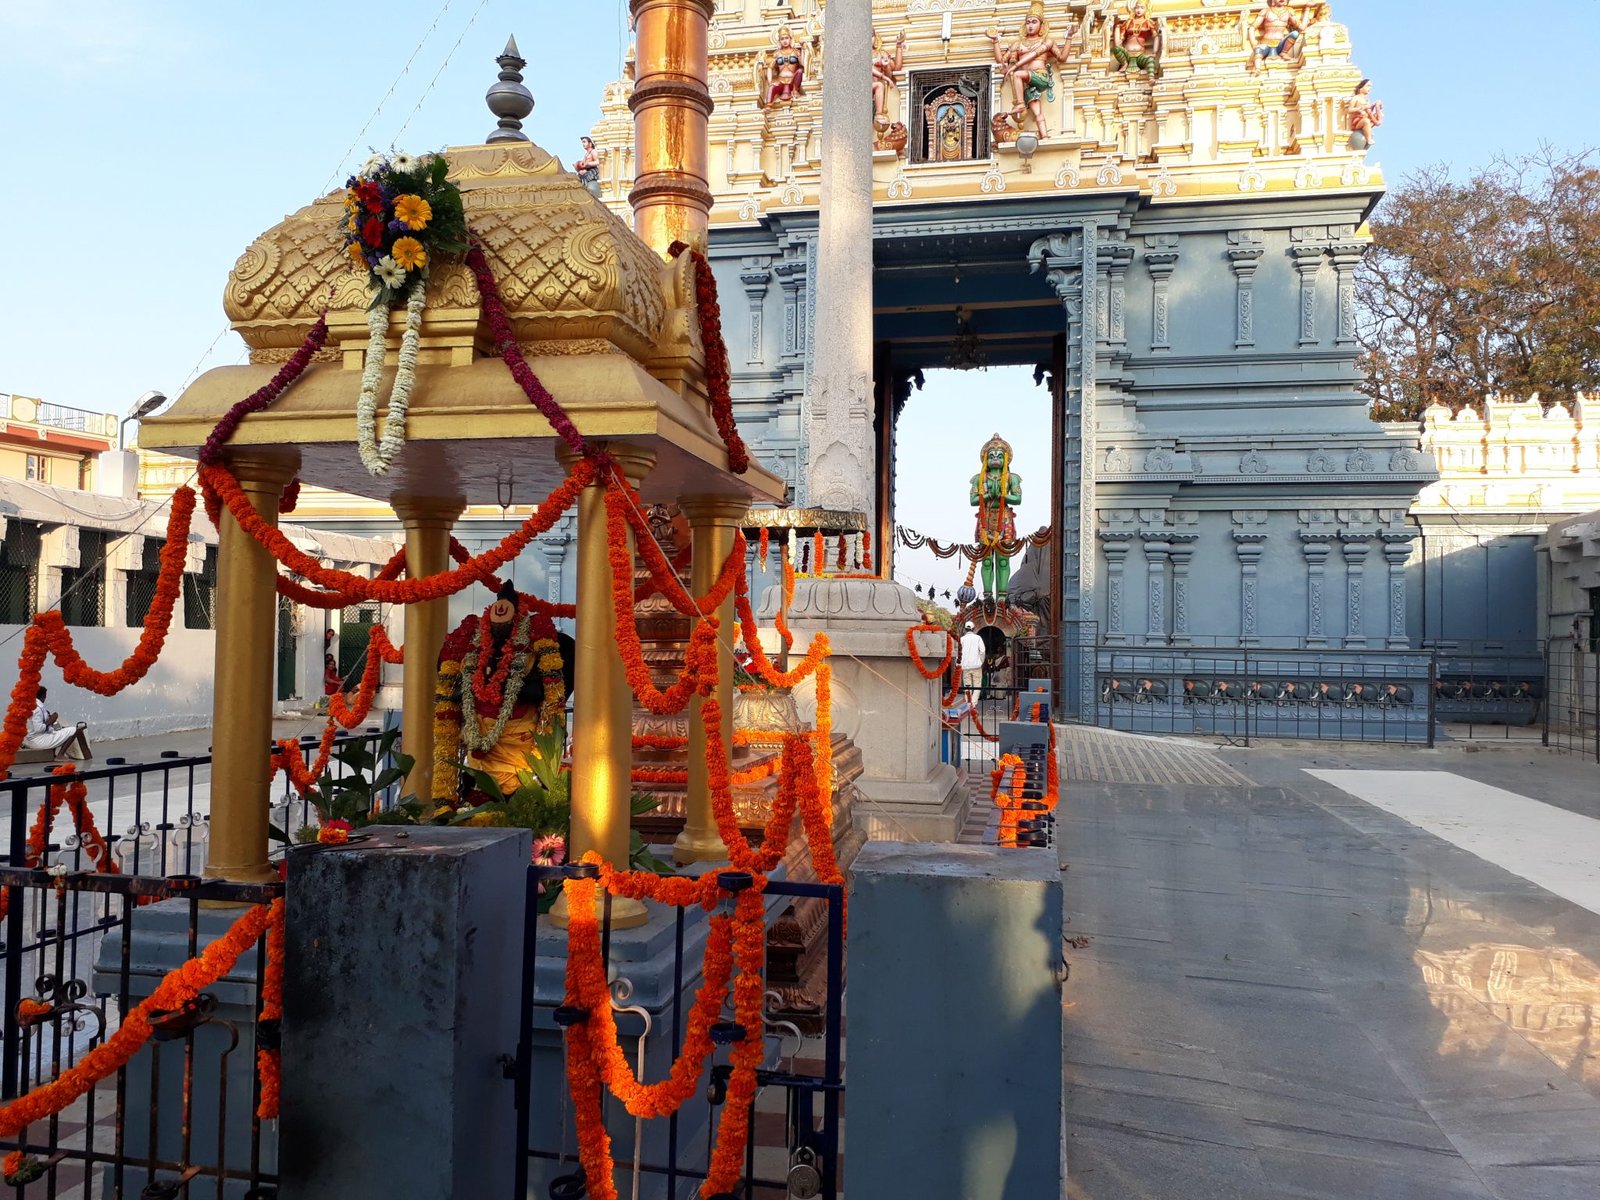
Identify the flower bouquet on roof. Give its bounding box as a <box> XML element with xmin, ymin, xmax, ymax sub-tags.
<box><xmin>340</xmin><ymin>151</ymin><xmax>468</xmax><ymax>476</ymax></box>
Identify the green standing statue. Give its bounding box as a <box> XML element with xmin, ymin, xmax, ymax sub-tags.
<box><xmin>970</xmin><ymin>433</ymin><xmax>1022</xmax><ymax>602</ymax></box>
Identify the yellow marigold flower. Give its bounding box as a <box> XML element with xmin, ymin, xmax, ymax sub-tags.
<box><xmin>393</xmin><ymin>193</ymin><xmax>432</xmax><ymax>231</ymax></box>
<box><xmin>391</xmin><ymin>237</ymin><xmax>428</xmax><ymax>271</ymax></box>
<box><xmin>346</xmin><ymin>242</ymin><xmax>367</xmax><ymax>267</ymax></box>
<box><xmin>343</xmin><ymin>192</ymin><xmax>360</xmax><ymax>213</ymax></box>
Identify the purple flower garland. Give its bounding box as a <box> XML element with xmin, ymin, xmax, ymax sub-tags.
<box><xmin>465</xmin><ymin>240</ymin><xmax>589</xmax><ymax>459</ymax></box>
<box><xmin>199</xmin><ymin>317</ymin><xmax>330</xmax><ymax>466</ymax></box>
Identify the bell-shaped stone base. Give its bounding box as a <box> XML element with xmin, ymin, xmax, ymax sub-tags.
<box><xmin>761</xmin><ymin>575</ymin><xmax>967</xmax><ymax>842</ymax></box>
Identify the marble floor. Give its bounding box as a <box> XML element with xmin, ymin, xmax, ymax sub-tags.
<box><xmin>1061</xmin><ymin>733</ymin><xmax>1600</xmax><ymax>1200</ymax></box>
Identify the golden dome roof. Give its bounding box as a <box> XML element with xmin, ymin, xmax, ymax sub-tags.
<box><xmin>223</xmin><ymin>141</ymin><xmax>668</xmax><ymax>365</ymax></box>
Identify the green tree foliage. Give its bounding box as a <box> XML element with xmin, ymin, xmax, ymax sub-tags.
<box><xmin>1358</xmin><ymin>149</ymin><xmax>1600</xmax><ymax>422</ymax></box>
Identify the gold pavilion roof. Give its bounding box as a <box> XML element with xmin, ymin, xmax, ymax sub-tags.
<box><xmin>142</xmin><ymin>141</ymin><xmax>786</xmax><ymax>508</ymax></box>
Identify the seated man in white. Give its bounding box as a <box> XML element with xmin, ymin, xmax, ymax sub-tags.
<box><xmin>24</xmin><ymin>687</ymin><xmax>91</xmax><ymax>760</ymax></box>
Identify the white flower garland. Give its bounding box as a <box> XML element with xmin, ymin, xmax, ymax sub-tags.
<box><xmin>459</xmin><ymin>612</ymin><xmax>537</xmax><ymax>753</ymax></box>
<box><xmin>355</xmin><ymin>275</ymin><xmax>428</xmax><ymax>476</ymax></box>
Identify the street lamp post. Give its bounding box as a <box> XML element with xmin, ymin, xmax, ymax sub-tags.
<box><xmin>119</xmin><ymin>390</ymin><xmax>167</xmax><ymax>451</ymax></box>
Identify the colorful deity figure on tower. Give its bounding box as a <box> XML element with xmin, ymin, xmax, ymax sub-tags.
<box><xmin>970</xmin><ymin>434</ymin><xmax>1023</xmax><ymax>602</ymax></box>
<box><xmin>1248</xmin><ymin>0</ymin><xmax>1305</xmax><ymax>71</ymax></box>
<box><xmin>871</xmin><ymin>28</ymin><xmax>907</xmax><ymax>144</ymax></box>
<box><xmin>1347</xmin><ymin>78</ymin><xmax>1383</xmax><ymax>149</ymax></box>
<box><xmin>1111</xmin><ymin>3</ymin><xmax>1163</xmax><ymax>79</ymax></box>
<box><xmin>762</xmin><ymin>25</ymin><xmax>807</xmax><ymax>107</ymax></box>
<box><xmin>987</xmin><ymin>1</ymin><xmax>1076</xmax><ymax>140</ymax></box>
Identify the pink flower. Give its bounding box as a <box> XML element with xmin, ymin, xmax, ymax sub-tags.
<box><xmin>532</xmin><ymin>833</ymin><xmax>566</xmax><ymax>865</ymax></box>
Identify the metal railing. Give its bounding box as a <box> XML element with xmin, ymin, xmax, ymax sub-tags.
<box><xmin>515</xmin><ymin>865</ymin><xmax>845</xmax><ymax>1200</ymax></box>
<box><xmin>1544</xmin><ymin>641</ymin><xmax>1600</xmax><ymax>761</ymax></box>
<box><xmin>1091</xmin><ymin>644</ymin><xmax>1437</xmax><ymax>746</ymax></box>
<box><xmin>0</xmin><ymin>867</ymin><xmax>280</xmax><ymax>1198</ymax></box>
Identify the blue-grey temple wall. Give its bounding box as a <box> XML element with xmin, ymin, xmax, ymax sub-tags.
<box><xmin>707</xmin><ymin>186</ymin><xmax>1435</xmax><ymax>681</ymax></box>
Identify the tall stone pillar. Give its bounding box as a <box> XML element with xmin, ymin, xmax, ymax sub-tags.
<box><xmin>1141</xmin><ymin>535</ymin><xmax>1171</xmax><ymax>644</ymax></box>
<box><xmin>803</xmin><ymin>0</ymin><xmax>874</xmax><ymax>513</ymax></box>
<box><xmin>554</xmin><ymin>443</ymin><xmax>655</xmax><ymax>928</ymax></box>
<box><xmin>209</xmin><ymin>448</ymin><xmax>299</xmax><ymax>884</ymax></box>
<box><xmin>1301</xmin><ymin>535</ymin><xmax>1334</xmax><ymax>649</ymax></box>
<box><xmin>392</xmin><ymin>495</ymin><xmax>466</xmax><ymax>802</ymax></box>
<box><xmin>1168</xmin><ymin>535</ymin><xmax>1197</xmax><ymax>646</ymax></box>
<box><xmin>1341</xmin><ymin>533</ymin><xmax>1371</xmax><ymax>648</ymax></box>
<box><xmin>1233</xmin><ymin>533</ymin><xmax>1267</xmax><ymax>647</ymax></box>
<box><xmin>676</xmin><ymin>494</ymin><xmax>748</xmax><ymax>865</ymax></box>
<box><xmin>1099</xmin><ymin>532</ymin><xmax>1135</xmax><ymax>645</ymax></box>
<box><xmin>783</xmin><ymin>1</ymin><xmax>963</xmax><ymax>839</ymax></box>
<box><xmin>1381</xmin><ymin>532</ymin><xmax>1417</xmax><ymax>649</ymax></box>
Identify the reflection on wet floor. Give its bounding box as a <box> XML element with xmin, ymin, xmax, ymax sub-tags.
<box><xmin>1410</xmin><ymin>887</ymin><xmax>1600</xmax><ymax>1088</ymax></box>
<box><xmin>1060</xmin><ymin>728</ymin><xmax>1600</xmax><ymax>1200</ymax></box>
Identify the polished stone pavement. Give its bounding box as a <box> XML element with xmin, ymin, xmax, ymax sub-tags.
<box><xmin>1061</xmin><ymin>734</ymin><xmax>1600</xmax><ymax>1200</ymax></box>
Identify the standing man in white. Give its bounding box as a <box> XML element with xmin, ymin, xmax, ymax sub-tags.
<box><xmin>959</xmin><ymin>622</ymin><xmax>987</xmax><ymax>693</ymax></box>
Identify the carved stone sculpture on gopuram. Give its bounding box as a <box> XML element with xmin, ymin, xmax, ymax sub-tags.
<box><xmin>585</xmin><ymin>1</ymin><xmax>1379</xmax><ymax>206</ymax></box>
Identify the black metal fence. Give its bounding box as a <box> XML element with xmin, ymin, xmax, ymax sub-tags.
<box><xmin>1092</xmin><ymin>645</ymin><xmax>1436</xmax><ymax>746</ymax></box>
<box><xmin>0</xmin><ymin>867</ymin><xmax>280</xmax><ymax>1198</ymax></box>
<box><xmin>515</xmin><ymin>865</ymin><xmax>845</xmax><ymax>1200</ymax></box>
<box><xmin>1544</xmin><ymin>641</ymin><xmax>1600</xmax><ymax>761</ymax></box>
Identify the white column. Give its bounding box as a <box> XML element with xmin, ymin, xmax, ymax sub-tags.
<box><xmin>804</xmin><ymin>0</ymin><xmax>875</xmax><ymax>515</ymax></box>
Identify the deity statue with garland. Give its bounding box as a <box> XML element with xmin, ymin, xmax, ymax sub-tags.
<box><xmin>1111</xmin><ymin>2</ymin><xmax>1162</xmax><ymax>79</ymax></box>
<box><xmin>970</xmin><ymin>434</ymin><xmax>1023</xmax><ymax>602</ymax></box>
<box><xmin>433</xmin><ymin>582</ymin><xmax>576</xmax><ymax>804</ymax></box>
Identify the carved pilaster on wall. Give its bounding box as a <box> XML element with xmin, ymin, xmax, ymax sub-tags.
<box><xmin>1168</xmin><ymin>533</ymin><xmax>1198</xmax><ymax>646</ymax></box>
<box><xmin>1327</xmin><ymin>242</ymin><xmax>1365</xmax><ymax>348</ymax></box>
<box><xmin>1289</xmin><ymin>243</ymin><xmax>1325</xmax><ymax>348</ymax></box>
<box><xmin>739</xmin><ymin>258</ymin><xmax>772</xmax><ymax>366</ymax></box>
<box><xmin>1226</xmin><ymin>230</ymin><xmax>1265</xmax><ymax>350</ymax></box>
<box><xmin>544</xmin><ymin>514</ymin><xmax>576</xmax><ymax>612</ymax></box>
<box><xmin>1231</xmin><ymin>510</ymin><xmax>1269</xmax><ymax>647</ymax></box>
<box><xmin>1299</xmin><ymin>532</ymin><xmax>1337</xmax><ymax>649</ymax></box>
<box><xmin>1143</xmin><ymin>234</ymin><xmax>1179</xmax><ymax>354</ymax></box>
<box><xmin>1380</xmin><ymin>530</ymin><xmax>1418</xmax><ymax>649</ymax></box>
<box><xmin>1140</xmin><ymin>532</ymin><xmax>1172</xmax><ymax>645</ymax></box>
<box><xmin>1099</xmin><ymin>237</ymin><xmax>1134</xmax><ymax>348</ymax></box>
<box><xmin>1098</xmin><ymin>530</ymin><xmax>1137</xmax><ymax>645</ymax></box>
<box><xmin>774</xmin><ymin>256</ymin><xmax>807</xmax><ymax>360</ymax></box>
<box><xmin>1338</xmin><ymin>530</ymin><xmax>1374</xmax><ymax>649</ymax></box>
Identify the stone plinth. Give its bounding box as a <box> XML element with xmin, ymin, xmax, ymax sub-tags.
<box><xmin>763</xmin><ymin>576</ymin><xmax>966</xmax><ymax>841</ymax></box>
<box><xmin>848</xmin><ymin>842</ymin><xmax>1065</xmax><ymax>1200</ymax></box>
<box><xmin>279</xmin><ymin>826</ymin><xmax>529</xmax><ymax>1200</ymax></box>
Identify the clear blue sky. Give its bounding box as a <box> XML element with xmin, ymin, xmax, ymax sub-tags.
<box><xmin>3</xmin><ymin>1</ymin><xmax>1595</xmax><ymax>592</ymax></box>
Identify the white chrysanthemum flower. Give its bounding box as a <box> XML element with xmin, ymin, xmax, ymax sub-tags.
<box><xmin>358</xmin><ymin>153</ymin><xmax>386</xmax><ymax>178</ymax></box>
<box><xmin>391</xmin><ymin>152</ymin><xmax>416</xmax><ymax>173</ymax></box>
<box><xmin>375</xmin><ymin>256</ymin><xmax>407</xmax><ymax>289</ymax></box>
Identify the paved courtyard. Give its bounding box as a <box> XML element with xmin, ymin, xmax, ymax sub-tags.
<box><xmin>1060</xmin><ymin>730</ymin><xmax>1600</xmax><ymax>1200</ymax></box>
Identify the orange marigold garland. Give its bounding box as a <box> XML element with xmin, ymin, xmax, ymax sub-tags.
<box><xmin>758</xmin><ymin>526</ymin><xmax>769</xmax><ymax>569</ymax></box>
<box><xmin>702</xmin><ymin>888</ymin><xmax>768</xmax><ymax>1197</ymax></box>
<box><xmin>0</xmin><ymin>488</ymin><xmax>196</xmax><ymax>778</ymax></box>
<box><xmin>0</xmin><ymin>901</ymin><xmax>272</xmax><ymax>1138</ymax></box>
<box><xmin>862</xmin><ymin>528</ymin><xmax>872</xmax><ymax>572</ymax></box>
<box><xmin>255</xmin><ymin>898</ymin><xmax>286</xmax><ymax>1120</ymax></box>
<box><xmin>905</xmin><ymin>623</ymin><xmax>955</xmax><ymax>680</ymax></box>
<box><xmin>0</xmin><ymin>767</ymin><xmax>120</xmax><ymax>921</ymax></box>
<box><xmin>774</xmin><ymin>541</ymin><xmax>795</xmax><ymax>650</ymax></box>
<box><xmin>199</xmin><ymin>455</ymin><xmax>594</xmax><ymax>605</ymax></box>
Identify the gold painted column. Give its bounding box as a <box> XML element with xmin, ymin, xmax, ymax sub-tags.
<box><xmin>628</xmin><ymin>0</ymin><xmax>715</xmax><ymax>254</ymax></box>
<box><xmin>675</xmin><ymin>495</ymin><xmax>749</xmax><ymax>865</ymax></box>
<box><xmin>391</xmin><ymin>495</ymin><xmax>466</xmax><ymax>802</ymax></box>
<box><xmin>207</xmin><ymin>448</ymin><xmax>299</xmax><ymax>885</ymax></box>
<box><xmin>553</xmin><ymin>443</ymin><xmax>656</xmax><ymax>929</ymax></box>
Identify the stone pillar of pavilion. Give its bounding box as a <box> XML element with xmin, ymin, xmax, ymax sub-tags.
<box><xmin>208</xmin><ymin>447</ymin><xmax>298</xmax><ymax>884</ymax></box>
<box><xmin>781</xmin><ymin>0</ymin><xmax>965</xmax><ymax>841</ymax></box>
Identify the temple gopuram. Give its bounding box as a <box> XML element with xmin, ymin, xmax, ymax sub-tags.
<box><xmin>589</xmin><ymin>0</ymin><xmax>1436</xmax><ymax>714</ymax></box>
